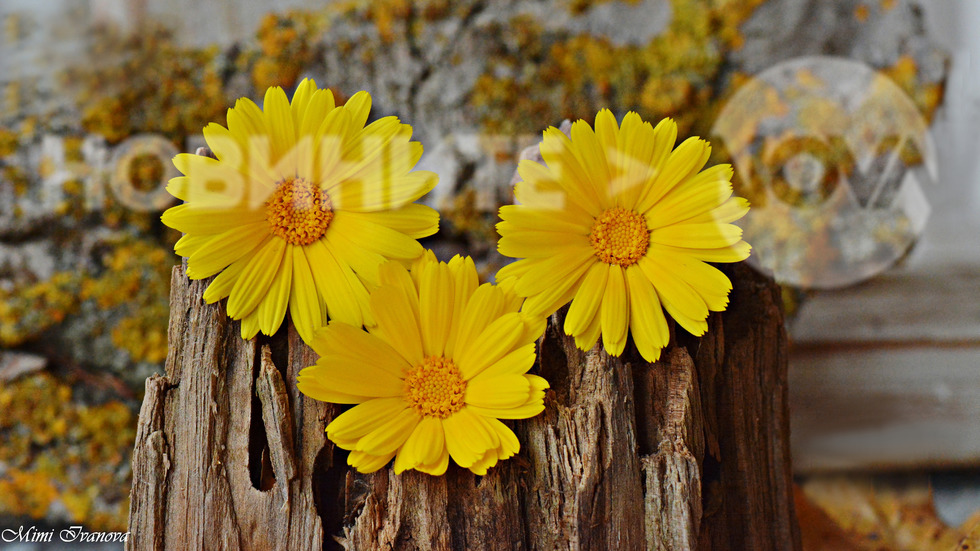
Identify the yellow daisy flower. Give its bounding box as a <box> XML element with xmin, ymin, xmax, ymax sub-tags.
<box><xmin>496</xmin><ymin>110</ymin><xmax>751</xmax><ymax>362</ymax></box>
<box><xmin>297</xmin><ymin>254</ymin><xmax>548</xmax><ymax>475</ymax></box>
<box><xmin>161</xmin><ymin>79</ymin><xmax>439</xmax><ymax>342</ymax></box>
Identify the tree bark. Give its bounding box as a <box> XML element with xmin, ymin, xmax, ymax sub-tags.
<box><xmin>128</xmin><ymin>257</ymin><xmax>799</xmax><ymax>550</ymax></box>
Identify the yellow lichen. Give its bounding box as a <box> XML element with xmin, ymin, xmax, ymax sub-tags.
<box><xmin>249</xmin><ymin>11</ymin><xmax>324</xmax><ymax>90</ymax></box>
<box><xmin>0</xmin><ymin>126</ymin><xmax>18</xmax><ymax>157</ymax></box>
<box><xmin>0</xmin><ymin>373</ymin><xmax>134</xmax><ymax>530</ymax></box>
<box><xmin>69</xmin><ymin>23</ymin><xmax>227</xmax><ymax>145</ymax></box>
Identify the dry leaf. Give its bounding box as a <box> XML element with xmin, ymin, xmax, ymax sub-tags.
<box><xmin>800</xmin><ymin>474</ymin><xmax>964</xmax><ymax>551</ymax></box>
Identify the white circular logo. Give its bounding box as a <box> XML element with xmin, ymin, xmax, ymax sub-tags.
<box><xmin>712</xmin><ymin>56</ymin><xmax>937</xmax><ymax>289</ymax></box>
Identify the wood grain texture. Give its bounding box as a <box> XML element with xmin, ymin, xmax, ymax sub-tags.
<box><xmin>129</xmin><ymin>259</ymin><xmax>799</xmax><ymax>550</ymax></box>
<box><xmin>126</xmin><ymin>266</ymin><xmax>332</xmax><ymax>550</ymax></box>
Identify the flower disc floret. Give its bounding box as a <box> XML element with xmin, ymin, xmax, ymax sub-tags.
<box><xmin>265</xmin><ymin>177</ymin><xmax>333</xmax><ymax>246</ymax></box>
<box><xmin>589</xmin><ymin>207</ymin><xmax>650</xmax><ymax>267</ymax></box>
<box><xmin>404</xmin><ymin>356</ymin><xmax>466</xmax><ymax>418</ymax></box>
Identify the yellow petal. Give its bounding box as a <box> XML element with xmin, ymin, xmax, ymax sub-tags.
<box><xmin>538</xmin><ymin>127</ymin><xmax>603</xmax><ymax>215</ymax></box>
<box><xmin>356</xmin><ymin>407</ymin><xmax>420</xmax><ymax>456</ymax></box>
<box><xmin>226</xmin><ymin>238</ymin><xmax>287</xmax><ymax>319</ymax></box>
<box><xmin>573</xmin><ymin>300</ymin><xmax>602</xmax><ymax>351</ymax></box>
<box><xmin>456</xmin><ymin>312</ymin><xmax>525</xmax><ymax>380</ymax></box>
<box><xmin>569</xmin><ymin>119</ymin><xmax>611</xmax><ymax>206</ymax></box>
<box><xmin>497</xmin><ymin>204</ymin><xmax>591</xmax><ymax>235</ymax></box>
<box><xmin>289</xmin><ymin>247</ymin><xmax>325</xmax><ymax>343</ymax></box>
<box><xmin>326</xmin><ymin>397</ymin><xmax>408</xmax><ymax>442</ymax></box>
<box><xmin>649</xmin><ymin>244</ymin><xmax>733</xmax><ymax>311</ymax></box>
<box><xmin>162</xmin><ymin>202</ymin><xmax>265</xmax><ymax>235</ymax></box>
<box><xmin>394</xmin><ymin>417</ymin><xmax>444</xmax><ymax>473</ymax></box>
<box><xmin>467</xmin><ymin>447</ymin><xmax>498</xmax><ymax>476</ymax></box>
<box><xmin>519</xmin><ymin>267</ymin><xmax>584</xmax><ymax>318</ymax></box>
<box><xmin>465</xmin><ymin>375</ymin><xmax>531</xmax><ymax>409</ymax></box>
<box><xmin>416</xmin><ymin>447</ymin><xmax>449</xmax><ymax>475</ymax></box>
<box><xmin>240</xmin><ymin>310</ymin><xmax>261</xmax><ymax>340</ymax></box>
<box><xmin>297</xmin><ymin>366</ymin><xmax>371</xmax><ymax>404</ymax></box>
<box><xmin>371</xmin><ymin>284</ymin><xmax>425</xmax><ymax>366</ymax></box>
<box><xmin>650</xmin><ymin>222</ymin><xmax>743</xmax><ymax>249</ymax></box>
<box><xmin>645</xmin><ymin>164</ymin><xmax>734</xmax><ymax>229</ymax></box>
<box><xmin>329</xmin><ymin>211</ymin><xmax>424</xmax><ymax>260</ymax></box>
<box><xmin>453</xmin><ymin>284</ymin><xmax>507</xmax><ymax>362</ymax></box>
<box><xmin>174</xmin><ymin>233</ymin><xmax>210</xmax><ymax>258</ymax></box>
<box><xmin>185</xmin><ymin>224</ymin><xmax>268</xmax><ymax>279</ymax></box>
<box><xmin>444</xmin><ymin>255</ymin><xmax>479</xmax><ymax>357</ymax></box>
<box><xmin>263</xmin><ymin>86</ymin><xmax>297</xmax><ymax>168</ymax></box>
<box><xmin>299</xmin><ymin>88</ymin><xmax>336</xmax><ymax>138</ymax></box>
<box><xmin>302</xmin><ymin>360</ymin><xmax>404</xmax><ymax>399</ymax></box>
<box><xmin>201</xmin><ymin>123</ymin><xmax>246</xmax><ymax>169</ymax></box>
<box><xmin>638</xmin><ymin>255</ymin><xmax>709</xmax><ymax>324</ymax></box>
<box><xmin>510</xmin><ymin>247</ymin><xmax>595</xmax><ymax>297</ymax></box>
<box><xmin>289</xmin><ymin>78</ymin><xmax>317</xmax><ymax>129</ymax></box>
<box><xmin>442</xmin><ymin>407</ymin><xmax>495</xmax><ymax>468</ymax></box>
<box><xmin>419</xmin><ymin>260</ymin><xmax>454</xmax><ymax>357</ymax></box>
<box><xmin>309</xmin><ymin>322</ymin><xmax>411</xmax><ymax>378</ymax></box>
<box><xmin>348</xmin><ymin>450</ymin><xmax>396</xmax><ymax>473</ymax></box>
<box><xmin>498</xmin><ymin>230</ymin><xmax>591</xmax><ymax>260</ymax></box>
<box><xmin>564</xmin><ymin>262</ymin><xmax>608</xmax><ymax>336</ymax></box>
<box><xmin>356</xmin><ymin>203</ymin><xmax>439</xmax><ymax>239</ymax></box>
<box><xmin>257</xmin><ymin>245</ymin><xmax>293</xmax><ymax>336</ymax></box>
<box><xmin>323</xmin><ymin>227</ymin><xmax>385</xmax><ymax>289</ymax></box>
<box><xmin>625</xmin><ymin>265</ymin><xmax>669</xmax><ymax>362</ymax></box>
<box><xmin>639</xmin><ymin>136</ymin><xmax>710</xmax><ymax>212</ymax></box>
<box><xmin>304</xmin><ymin>239</ymin><xmax>367</xmax><ymax>327</ymax></box>
<box><xmin>685</xmin><ymin>196</ymin><xmax>750</xmax><ymax>225</ymax></box>
<box><xmin>202</xmin><ymin>253</ymin><xmax>251</xmax><ymax>304</ymax></box>
<box><xmin>611</xmin><ymin>112</ymin><xmax>656</xmax><ymax>208</ymax></box>
<box><xmin>485</xmin><ymin>418</ymin><xmax>521</xmax><ymax>459</ymax></box>
<box><xmin>472</xmin><ymin>343</ymin><xmax>536</xmax><ymax>379</ymax></box>
<box><xmin>466</xmin><ymin>402</ymin><xmax>545</xmax><ymax>420</ymax></box>
<box><xmin>343</xmin><ymin>90</ymin><xmax>372</xmax><ymax>131</ymax></box>
<box><xmin>600</xmin><ymin>264</ymin><xmax>629</xmax><ymax>357</ymax></box>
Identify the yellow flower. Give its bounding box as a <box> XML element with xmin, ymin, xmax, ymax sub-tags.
<box><xmin>496</xmin><ymin>110</ymin><xmax>750</xmax><ymax>362</ymax></box>
<box><xmin>162</xmin><ymin>79</ymin><xmax>439</xmax><ymax>342</ymax></box>
<box><xmin>297</xmin><ymin>254</ymin><xmax>548</xmax><ymax>475</ymax></box>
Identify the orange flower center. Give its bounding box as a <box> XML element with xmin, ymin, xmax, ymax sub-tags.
<box><xmin>265</xmin><ymin>177</ymin><xmax>333</xmax><ymax>246</ymax></box>
<box><xmin>404</xmin><ymin>356</ymin><xmax>467</xmax><ymax>419</ymax></box>
<box><xmin>589</xmin><ymin>207</ymin><xmax>650</xmax><ymax>267</ymax></box>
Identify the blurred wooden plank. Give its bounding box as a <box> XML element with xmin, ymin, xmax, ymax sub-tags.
<box><xmin>790</xmin><ymin>262</ymin><xmax>980</xmax><ymax>344</ymax></box>
<box><xmin>790</xmin><ymin>345</ymin><xmax>980</xmax><ymax>473</ymax></box>
<box><xmin>788</xmin><ymin>258</ymin><xmax>980</xmax><ymax>472</ymax></box>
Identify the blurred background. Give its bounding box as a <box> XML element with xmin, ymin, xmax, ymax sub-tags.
<box><xmin>0</xmin><ymin>0</ymin><xmax>977</xmax><ymax>548</ymax></box>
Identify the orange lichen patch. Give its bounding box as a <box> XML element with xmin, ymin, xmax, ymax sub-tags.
<box><xmin>854</xmin><ymin>4</ymin><xmax>871</xmax><ymax>22</ymax></box>
<box><xmin>69</xmin><ymin>23</ymin><xmax>227</xmax><ymax>144</ymax></box>
<box><xmin>0</xmin><ymin>126</ymin><xmax>18</xmax><ymax>157</ymax></box>
<box><xmin>0</xmin><ymin>469</ymin><xmax>59</xmax><ymax>519</ymax></box>
<box><xmin>468</xmin><ymin>0</ymin><xmax>768</xmax><ymax>137</ymax></box>
<box><xmin>880</xmin><ymin>0</ymin><xmax>897</xmax><ymax>11</ymax></box>
<box><xmin>0</xmin><ymin>373</ymin><xmax>134</xmax><ymax>530</ymax></box>
<box><xmin>88</xmin><ymin>239</ymin><xmax>173</xmax><ymax>364</ymax></box>
<box><xmin>0</xmin><ymin>272</ymin><xmax>82</xmax><ymax>347</ymax></box>
<box><xmin>881</xmin><ymin>54</ymin><xmax>945</xmax><ymax>122</ymax></box>
<box><xmin>250</xmin><ymin>10</ymin><xmax>323</xmax><ymax>90</ymax></box>
<box><xmin>367</xmin><ymin>0</ymin><xmax>411</xmax><ymax>43</ymax></box>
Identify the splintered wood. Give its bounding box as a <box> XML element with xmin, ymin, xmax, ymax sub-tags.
<box><xmin>127</xmin><ymin>261</ymin><xmax>799</xmax><ymax>550</ymax></box>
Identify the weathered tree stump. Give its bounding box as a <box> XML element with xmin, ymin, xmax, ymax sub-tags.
<box><xmin>127</xmin><ymin>255</ymin><xmax>799</xmax><ymax>550</ymax></box>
